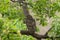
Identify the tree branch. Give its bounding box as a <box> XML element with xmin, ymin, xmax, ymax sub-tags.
<box><xmin>20</xmin><ymin>30</ymin><xmax>60</xmax><ymax>39</ymax></box>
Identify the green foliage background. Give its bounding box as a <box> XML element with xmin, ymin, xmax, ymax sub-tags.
<box><xmin>0</xmin><ymin>0</ymin><xmax>60</xmax><ymax>40</ymax></box>
<box><xmin>0</xmin><ymin>0</ymin><xmax>35</xmax><ymax>40</ymax></box>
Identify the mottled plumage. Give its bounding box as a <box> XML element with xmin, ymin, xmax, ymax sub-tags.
<box><xmin>24</xmin><ymin>15</ymin><xmax>36</xmax><ymax>34</ymax></box>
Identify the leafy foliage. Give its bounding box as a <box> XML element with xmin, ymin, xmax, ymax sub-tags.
<box><xmin>0</xmin><ymin>0</ymin><xmax>60</xmax><ymax>40</ymax></box>
<box><xmin>0</xmin><ymin>0</ymin><xmax>35</xmax><ymax>40</ymax></box>
<box><xmin>48</xmin><ymin>16</ymin><xmax>60</xmax><ymax>38</ymax></box>
<box><xmin>28</xmin><ymin>0</ymin><xmax>60</xmax><ymax>26</ymax></box>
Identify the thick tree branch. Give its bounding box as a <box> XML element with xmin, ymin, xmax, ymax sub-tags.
<box><xmin>20</xmin><ymin>30</ymin><xmax>60</xmax><ymax>39</ymax></box>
